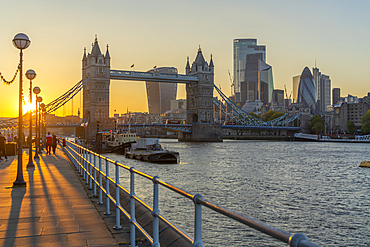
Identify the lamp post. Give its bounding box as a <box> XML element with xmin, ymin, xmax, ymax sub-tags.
<box><xmin>33</xmin><ymin>87</ymin><xmax>41</xmax><ymax>159</ymax></box>
<box><xmin>40</xmin><ymin>103</ymin><xmax>45</xmax><ymax>151</ymax></box>
<box><xmin>26</xmin><ymin>69</ymin><xmax>36</xmax><ymax>167</ymax></box>
<box><xmin>37</xmin><ymin>96</ymin><xmax>43</xmax><ymax>154</ymax></box>
<box><xmin>13</xmin><ymin>33</ymin><xmax>31</xmax><ymax>186</ymax></box>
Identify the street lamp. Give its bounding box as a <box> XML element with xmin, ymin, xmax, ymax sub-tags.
<box><xmin>26</xmin><ymin>69</ymin><xmax>36</xmax><ymax>167</ymax></box>
<box><xmin>13</xmin><ymin>33</ymin><xmax>31</xmax><ymax>187</ymax></box>
<box><xmin>40</xmin><ymin>103</ymin><xmax>45</xmax><ymax>151</ymax></box>
<box><xmin>37</xmin><ymin>97</ymin><xmax>43</xmax><ymax>153</ymax></box>
<box><xmin>33</xmin><ymin>87</ymin><xmax>41</xmax><ymax>159</ymax></box>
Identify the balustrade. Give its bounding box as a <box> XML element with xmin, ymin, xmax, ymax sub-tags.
<box><xmin>62</xmin><ymin>139</ymin><xmax>321</xmax><ymax>247</ymax></box>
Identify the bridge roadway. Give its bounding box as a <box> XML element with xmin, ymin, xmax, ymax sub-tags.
<box><xmin>0</xmin><ymin>146</ymin><xmax>126</xmax><ymax>246</ymax></box>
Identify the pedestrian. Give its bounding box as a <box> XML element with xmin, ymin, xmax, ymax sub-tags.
<box><xmin>0</xmin><ymin>132</ymin><xmax>8</xmax><ymax>161</ymax></box>
<box><xmin>7</xmin><ymin>134</ymin><xmax>12</xmax><ymax>142</ymax></box>
<box><xmin>46</xmin><ymin>132</ymin><xmax>52</xmax><ymax>155</ymax></box>
<box><xmin>52</xmin><ymin>134</ymin><xmax>57</xmax><ymax>154</ymax></box>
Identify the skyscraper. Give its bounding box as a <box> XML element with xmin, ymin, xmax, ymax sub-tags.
<box><xmin>313</xmin><ymin>67</ymin><xmax>331</xmax><ymax>113</ymax></box>
<box><xmin>145</xmin><ymin>67</ymin><xmax>178</xmax><ymax>114</ymax></box>
<box><xmin>332</xmin><ymin>88</ymin><xmax>340</xmax><ymax>105</ymax></box>
<box><xmin>233</xmin><ymin>38</ymin><xmax>266</xmax><ymax>101</ymax></box>
<box><xmin>298</xmin><ymin>67</ymin><xmax>316</xmax><ymax>112</ymax></box>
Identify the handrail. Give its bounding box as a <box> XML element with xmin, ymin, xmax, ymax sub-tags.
<box><xmin>61</xmin><ymin>139</ymin><xmax>321</xmax><ymax>247</ymax></box>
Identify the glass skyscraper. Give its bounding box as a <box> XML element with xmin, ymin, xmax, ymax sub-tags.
<box><xmin>146</xmin><ymin>67</ymin><xmax>178</xmax><ymax>114</ymax></box>
<box><xmin>298</xmin><ymin>67</ymin><xmax>317</xmax><ymax>112</ymax></box>
<box><xmin>233</xmin><ymin>39</ymin><xmax>266</xmax><ymax>99</ymax></box>
<box><xmin>313</xmin><ymin>67</ymin><xmax>331</xmax><ymax>113</ymax></box>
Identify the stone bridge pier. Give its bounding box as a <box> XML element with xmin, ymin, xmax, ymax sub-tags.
<box><xmin>178</xmin><ymin>48</ymin><xmax>222</xmax><ymax>142</ymax></box>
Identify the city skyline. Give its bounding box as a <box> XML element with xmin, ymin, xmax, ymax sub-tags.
<box><xmin>0</xmin><ymin>0</ymin><xmax>369</xmax><ymax>117</ymax></box>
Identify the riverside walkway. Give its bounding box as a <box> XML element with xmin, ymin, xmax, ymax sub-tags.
<box><xmin>0</xmin><ymin>146</ymin><xmax>126</xmax><ymax>247</ymax></box>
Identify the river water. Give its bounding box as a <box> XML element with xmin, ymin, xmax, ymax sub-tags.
<box><xmin>105</xmin><ymin>140</ymin><xmax>370</xmax><ymax>246</ymax></box>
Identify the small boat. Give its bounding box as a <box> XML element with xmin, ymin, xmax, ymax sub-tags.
<box><xmin>125</xmin><ymin>138</ymin><xmax>179</xmax><ymax>164</ymax></box>
<box><xmin>360</xmin><ymin>161</ymin><xmax>370</xmax><ymax>168</ymax></box>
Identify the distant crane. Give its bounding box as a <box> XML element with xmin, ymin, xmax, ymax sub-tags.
<box><xmin>227</xmin><ymin>70</ymin><xmax>234</xmax><ymax>96</ymax></box>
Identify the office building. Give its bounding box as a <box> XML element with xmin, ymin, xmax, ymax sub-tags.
<box><xmin>292</xmin><ymin>75</ymin><xmax>300</xmax><ymax>103</ymax></box>
<box><xmin>273</xmin><ymin>89</ymin><xmax>285</xmax><ymax>106</ymax></box>
<box><xmin>333</xmin><ymin>102</ymin><xmax>370</xmax><ymax>133</ymax></box>
<box><xmin>238</xmin><ymin>52</ymin><xmax>273</xmax><ymax>105</ymax></box>
<box><xmin>298</xmin><ymin>67</ymin><xmax>316</xmax><ymax>112</ymax></box>
<box><xmin>333</xmin><ymin>88</ymin><xmax>340</xmax><ymax>105</ymax></box>
<box><xmin>233</xmin><ymin>38</ymin><xmax>266</xmax><ymax>101</ymax></box>
<box><xmin>313</xmin><ymin>67</ymin><xmax>331</xmax><ymax>113</ymax></box>
<box><xmin>146</xmin><ymin>67</ymin><xmax>178</xmax><ymax>114</ymax></box>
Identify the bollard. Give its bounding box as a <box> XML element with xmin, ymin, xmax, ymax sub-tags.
<box><xmin>152</xmin><ymin>176</ymin><xmax>160</xmax><ymax>247</ymax></box>
<box><xmin>130</xmin><ymin>167</ymin><xmax>136</xmax><ymax>247</ymax></box>
<box><xmin>193</xmin><ymin>194</ymin><xmax>205</xmax><ymax>247</ymax></box>
<box><xmin>104</xmin><ymin>158</ymin><xmax>111</xmax><ymax>215</ymax></box>
<box><xmin>113</xmin><ymin>162</ymin><xmax>122</xmax><ymax>230</ymax></box>
<box><xmin>98</xmin><ymin>156</ymin><xmax>103</xmax><ymax>205</ymax></box>
<box><xmin>93</xmin><ymin>154</ymin><xmax>97</xmax><ymax>196</ymax></box>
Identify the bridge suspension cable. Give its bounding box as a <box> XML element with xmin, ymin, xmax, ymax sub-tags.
<box><xmin>45</xmin><ymin>77</ymin><xmax>90</xmax><ymax>114</ymax></box>
<box><xmin>213</xmin><ymin>84</ymin><xmax>301</xmax><ymax>127</ymax></box>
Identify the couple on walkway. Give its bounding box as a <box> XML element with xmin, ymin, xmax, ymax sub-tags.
<box><xmin>0</xmin><ymin>132</ymin><xmax>8</xmax><ymax>161</ymax></box>
<box><xmin>46</xmin><ymin>132</ymin><xmax>57</xmax><ymax>155</ymax></box>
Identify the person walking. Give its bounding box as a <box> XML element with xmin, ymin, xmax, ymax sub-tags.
<box><xmin>52</xmin><ymin>134</ymin><xmax>57</xmax><ymax>154</ymax></box>
<box><xmin>0</xmin><ymin>132</ymin><xmax>8</xmax><ymax>161</ymax></box>
<box><xmin>46</xmin><ymin>132</ymin><xmax>53</xmax><ymax>155</ymax></box>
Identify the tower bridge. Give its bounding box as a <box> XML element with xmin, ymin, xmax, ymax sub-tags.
<box><xmin>82</xmin><ymin>38</ymin><xmax>222</xmax><ymax>142</ymax></box>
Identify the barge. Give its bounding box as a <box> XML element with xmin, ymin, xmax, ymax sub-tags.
<box><xmin>125</xmin><ymin>138</ymin><xmax>179</xmax><ymax>164</ymax></box>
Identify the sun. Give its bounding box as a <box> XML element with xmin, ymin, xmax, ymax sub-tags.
<box><xmin>23</xmin><ymin>100</ymin><xmax>36</xmax><ymax>115</ymax></box>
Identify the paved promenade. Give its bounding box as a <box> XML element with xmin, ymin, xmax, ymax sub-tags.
<box><xmin>0</xmin><ymin>146</ymin><xmax>121</xmax><ymax>247</ymax></box>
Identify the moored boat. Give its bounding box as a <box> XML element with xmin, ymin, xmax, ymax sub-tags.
<box><xmin>125</xmin><ymin>138</ymin><xmax>179</xmax><ymax>164</ymax></box>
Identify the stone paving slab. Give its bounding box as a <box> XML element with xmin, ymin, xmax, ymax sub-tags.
<box><xmin>0</xmin><ymin>147</ymin><xmax>119</xmax><ymax>247</ymax></box>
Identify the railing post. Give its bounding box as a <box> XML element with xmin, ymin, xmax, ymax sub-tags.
<box><xmin>152</xmin><ymin>176</ymin><xmax>160</xmax><ymax>247</ymax></box>
<box><xmin>113</xmin><ymin>161</ymin><xmax>122</xmax><ymax>230</ymax></box>
<box><xmin>104</xmin><ymin>158</ymin><xmax>111</xmax><ymax>215</ymax></box>
<box><xmin>78</xmin><ymin>147</ymin><xmax>82</xmax><ymax>174</ymax></box>
<box><xmin>88</xmin><ymin>152</ymin><xmax>92</xmax><ymax>188</ymax></box>
<box><xmin>129</xmin><ymin>167</ymin><xmax>136</xmax><ymax>247</ymax></box>
<box><xmin>83</xmin><ymin>149</ymin><xmax>86</xmax><ymax>179</ymax></box>
<box><xmin>98</xmin><ymin>156</ymin><xmax>103</xmax><ymax>205</ymax></box>
<box><xmin>193</xmin><ymin>194</ymin><xmax>204</xmax><ymax>247</ymax></box>
<box><xmin>93</xmin><ymin>154</ymin><xmax>97</xmax><ymax>196</ymax></box>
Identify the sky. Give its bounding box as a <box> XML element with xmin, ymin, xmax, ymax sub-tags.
<box><xmin>0</xmin><ymin>0</ymin><xmax>369</xmax><ymax>117</ymax></box>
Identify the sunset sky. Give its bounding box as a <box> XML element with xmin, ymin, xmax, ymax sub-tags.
<box><xmin>0</xmin><ymin>0</ymin><xmax>369</xmax><ymax>117</ymax></box>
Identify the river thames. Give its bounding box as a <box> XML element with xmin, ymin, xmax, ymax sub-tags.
<box><xmin>106</xmin><ymin>140</ymin><xmax>370</xmax><ymax>246</ymax></box>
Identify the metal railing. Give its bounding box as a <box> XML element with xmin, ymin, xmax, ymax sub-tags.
<box><xmin>62</xmin><ymin>139</ymin><xmax>321</xmax><ymax>247</ymax></box>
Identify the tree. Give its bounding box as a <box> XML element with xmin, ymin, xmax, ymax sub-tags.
<box><xmin>309</xmin><ymin>115</ymin><xmax>325</xmax><ymax>134</ymax></box>
<box><xmin>346</xmin><ymin>121</ymin><xmax>356</xmax><ymax>134</ymax></box>
<box><xmin>263</xmin><ymin>110</ymin><xmax>285</xmax><ymax>122</ymax></box>
<box><xmin>248</xmin><ymin>112</ymin><xmax>260</xmax><ymax>119</ymax></box>
<box><xmin>361</xmin><ymin>110</ymin><xmax>370</xmax><ymax>134</ymax></box>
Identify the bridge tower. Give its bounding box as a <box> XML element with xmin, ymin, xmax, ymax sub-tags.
<box><xmin>82</xmin><ymin>37</ymin><xmax>112</xmax><ymax>142</ymax></box>
<box><xmin>178</xmin><ymin>47</ymin><xmax>222</xmax><ymax>142</ymax></box>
